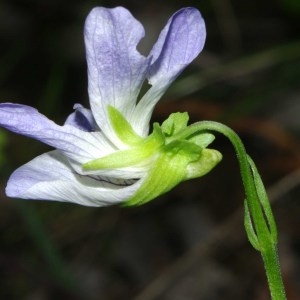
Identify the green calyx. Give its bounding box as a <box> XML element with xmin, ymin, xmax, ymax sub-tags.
<box><xmin>83</xmin><ymin>123</ymin><xmax>164</xmax><ymax>171</ymax></box>
<box><xmin>124</xmin><ymin>139</ymin><xmax>221</xmax><ymax>206</ymax></box>
<box><xmin>107</xmin><ymin>105</ymin><xmax>144</xmax><ymax>145</ymax></box>
<box><xmin>83</xmin><ymin>107</ymin><xmax>222</xmax><ymax>206</ymax></box>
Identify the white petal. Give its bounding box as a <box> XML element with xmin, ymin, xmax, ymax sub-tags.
<box><xmin>6</xmin><ymin>151</ymin><xmax>144</xmax><ymax>207</ymax></box>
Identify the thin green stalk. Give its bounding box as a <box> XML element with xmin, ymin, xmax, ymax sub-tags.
<box><xmin>262</xmin><ymin>245</ymin><xmax>286</xmax><ymax>300</ymax></box>
<box><xmin>172</xmin><ymin>120</ymin><xmax>286</xmax><ymax>300</ymax></box>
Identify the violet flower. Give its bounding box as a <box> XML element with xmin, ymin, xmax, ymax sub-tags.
<box><xmin>0</xmin><ymin>7</ymin><xmax>221</xmax><ymax>206</ymax></box>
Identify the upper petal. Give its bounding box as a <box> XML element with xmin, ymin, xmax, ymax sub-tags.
<box><xmin>6</xmin><ymin>150</ymin><xmax>144</xmax><ymax>206</ymax></box>
<box><xmin>84</xmin><ymin>7</ymin><xmax>150</xmax><ymax>142</ymax></box>
<box><xmin>132</xmin><ymin>7</ymin><xmax>206</xmax><ymax>135</ymax></box>
<box><xmin>148</xmin><ymin>7</ymin><xmax>206</xmax><ymax>83</ymax></box>
<box><xmin>0</xmin><ymin>103</ymin><xmax>114</xmax><ymax>163</ymax></box>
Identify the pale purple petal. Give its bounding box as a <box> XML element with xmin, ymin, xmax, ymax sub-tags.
<box><xmin>148</xmin><ymin>7</ymin><xmax>205</xmax><ymax>82</ymax></box>
<box><xmin>65</xmin><ymin>104</ymin><xmax>98</xmax><ymax>132</ymax></box>
<box><xmin>84</xmin><ymin>7</ymin><xmax>150</xmax><ymax>140</ymax></box>
<box><xmin>6</xmin><ymin>150</ymin><xmax>144</xmax><ymax>206</ymax></box>
<box><xmin>0</xmin><ymin>103</ymin><xmax>111</xmax><ymax>162</ymax></box>
<box><xmin>132</xmin><ymin>7</ymin><xmax>206</xmax><ymax>135</ymax></box>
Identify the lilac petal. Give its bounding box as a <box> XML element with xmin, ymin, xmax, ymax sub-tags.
<box><xmin>65</xmin><ymin>104</ymin><xmax>98</xmax><ymax>132</ymax></box>
<box><xmin>133</xmin><ymin>7</ymin><xmax>206</xmax><ymax>135</ymax></box>
<box><xmin>84</xmin><ymin>7</ymin><xmax>150</xmax><ymax>139</ymax></box>
<box><xmin>149</xmin><ymin>7</ymin><xmax>206</xmax><ymax>82</ymax></box>
<box><xmin>0</xmin><ymin>103</ymin><xmax>112</xmax><ymax>162</ymax></box>
<box><xmin>6</xmin><ymin>150</ymin><xmax>144</xmax><ymax>206</ymax></box>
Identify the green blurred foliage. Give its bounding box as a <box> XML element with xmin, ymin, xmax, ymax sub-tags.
<box><xmin>279</xmin><ymin>0</ymin><xmax>300</xmax><ymax>14</ymax></box>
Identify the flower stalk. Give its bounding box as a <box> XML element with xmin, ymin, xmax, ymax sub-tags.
<box><xmin>172</xmin><ymin>120</ymin><xmax>286</xmax><ymax>300</ymax></box>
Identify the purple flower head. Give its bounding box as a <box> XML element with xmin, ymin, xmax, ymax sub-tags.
<box><xmin>0</xmin><ymin>7</ymin><xmax>208</xmax><ymax>206</ymax></box>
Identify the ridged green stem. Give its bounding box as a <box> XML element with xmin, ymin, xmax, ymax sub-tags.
<box><xmin>172</xmin><ymin>120</ymin><xmax>286</xmax><ymax>300</ymax></box>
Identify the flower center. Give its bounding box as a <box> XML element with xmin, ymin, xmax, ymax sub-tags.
<box><xmin>82</xmin><ymin>107</ymin><xmax>222</xmax><ymax>206</ymax></box>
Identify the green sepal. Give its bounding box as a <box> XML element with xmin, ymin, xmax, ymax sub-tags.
<box><xmin>124</xmin><ymin>140</ymin><xmax>202</xmax><ymax>206</ymax></box>
<box><xmin>185</xmin><ymin>149</ymin><xmax>222</xmax><ymax>180</ymax></box>
<box><xmin>108</xmin><ymin>105</ymin><xmax>143</xmax><ymax>146</ymax></box>
<box><xmin>188</xmin><ymin>133</ymin><xmax>215</xmax><ymax>148</ymax></box>
<box><xmin>163</xmin><ymin>139</ymin><xmax>202</xmax><ymax>162</ymax></box>
<box><xmin>161</xmin><ymin>112</ymin><xmax>189</xmax><ymax>136</ymax></box>
<box><xmin>83</xmin><ymin>123</ymin><xmax>165</xmax><ymax>171</ymax></box>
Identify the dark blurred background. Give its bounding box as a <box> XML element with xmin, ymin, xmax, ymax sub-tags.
<box><xmin>0</xmin><ymin>0</ymin><xmax>300</xmax><ymax>299</ymax></box>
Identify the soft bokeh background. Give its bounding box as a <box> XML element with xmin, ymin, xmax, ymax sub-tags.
<box><xmin>0</xmin><ymin>0</ymin><xmax>300</xmax><ymax>299</ymax></box>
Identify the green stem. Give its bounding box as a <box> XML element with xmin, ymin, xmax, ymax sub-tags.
<box><xmin>173</xmin><ymin>120</ymin><xmax>286</xmax><ymax>300</ymax></box>
<box><xmin>262</xmin><ymin>245</ymin><xmax>286</xmax><ymax>300</ymax></box>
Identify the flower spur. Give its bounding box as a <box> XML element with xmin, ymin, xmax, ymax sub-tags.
<box><xmin>0</xmin><ymin>7</ymin><xmax>221</xmax><ymax>206</ymax></box>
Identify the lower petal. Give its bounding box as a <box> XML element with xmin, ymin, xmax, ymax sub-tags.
<box><xmin>6</xmin><ymin>150</ymin><xmax>143</xmax><ymax>207</ymax></box>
